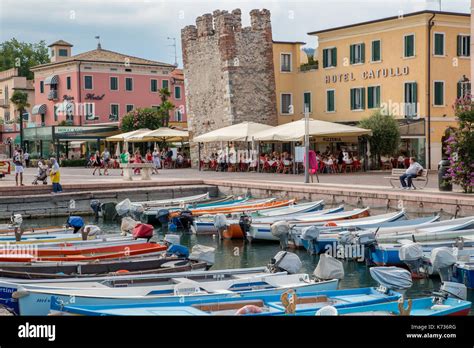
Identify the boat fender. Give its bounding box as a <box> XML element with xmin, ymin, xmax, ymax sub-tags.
<box><xmin>324</xmin><ymin>221</ymin><xmax>337</xmax><ymax>227</ymax></box>
<box><xmin>235</xmin><ymin>305</ymin><xmax>262</xmax><ymax>315</ymax></box>
<box><xmin>115</xmin><ymin>270</ymin><xmax>130</xmax><ymax>274</ymax></box>
<box><xmin>314</xmin><ymin>305</ymin><xmax>338</xmax><ymax>316</ymax></box>
<box><xmin>12</xmin><ymin>289</ymin><xmax>29</xmax><ymax>299</ymax></box>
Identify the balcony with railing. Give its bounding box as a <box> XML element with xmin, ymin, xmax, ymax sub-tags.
<box><xmin>0</xmin><ymin>99</ymin><xmax>9</xmax><ymax>108</ymax></box>
<box><xmin>47</xmin><ymin>90</ymin><xmax>58</xmax><ymax>101</ymax></box>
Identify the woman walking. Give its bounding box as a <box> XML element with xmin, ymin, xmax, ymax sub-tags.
<box><xmin>152</xmin><ymin>148</ymin><xmax>161</xmax><ymax>174</ymax></box>
<box><xmin>92</xmin><ymin>151</ymin><xmax>102</xmax><ymax>176</ymax></box>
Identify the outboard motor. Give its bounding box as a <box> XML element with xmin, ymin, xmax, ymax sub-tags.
<box><xmin>430</xmin><ymin>247</ymin><xmax>457</xmax><ymax>282</ymax></box>
<box><xmin>398</xmin><ymin>242</ymin><xmax>428</xmax><ymax>278</ymax></box>
<box><xmin>66</xmin><ymin>216</ymin><xmax>85</xmax><ymax>233</ymax></box>
<box><xmin>129</xmin><ymin>203</ymin><xmax>145</xmax><ymax>221</ymax></box>
<box><xmin>81</xmin><ymin>225</ymin><xmax>101</xmax><ymax>241</ymax></box>
<box><xmin>90</xmin><ymin>199</ymin><xmax>102</xmax><ymax>220</ymax></box>
<box><xmin>10</xmin><ymin>214</ymin><xmax>23</xmax><ymax>228</ymax></box>
<box><xmin>313</xmin><ymin>254</ymin><xmax>345</xmax><ymax>281</ymax></box>
<box><xmin>101</xmin><ymin>202</ymin><xmax>118</xmax><ymax>221</ymax></box>
<box><xmin>170</xmin><ymin>210</ymin><xmax>194</xmax><ymax>233</ymax></box>
<box><xmin>271</xmin><ymin>221</ymin><xmax>291</xmax><ymax>249</ymax></box>
<box><xmin>268</xmin><ymin>251</ymin><xmax>302</xmax><ymax>274</ymax></box>
<box><xmin>433</xmin><ymin>282</ymin><xmax>468</xmax><ymax>301</ymax></box>
<box><xmin>188</xmin><ymin>244</ymin><xmax>215</xmax><ymax>269</ymax></box>
<box><xmin>115</xmin><ymin>199</ymin><xmax>132</xmax><ymax>217</ymax></box>
<box><xmin>213</xmin><ymin>214</ymin><xmax>227</xmax><ymax>239</ymax></box>
<box><xmin>300</xmin><ymin>226</ymin><xmax>320</xmax><ymax>255</ymax></box>
<box><xmin>238</xmin><ymin>214</ymin><xmax>252</xmax><ymax>240</ymax></box>
<box><xmin>121</xmin><ymin>216</ymin><xmax>139</xmax><ymax>236</ymax></box>
<box><xmin>132</xmin><ymin>223</ymin><xmax>154</xmax><ymax>242</ymax></box>
<box><xmin>157</xmin><ymin>209</ymin><xmax>170</xmax><ymax>226</ymax></box>
<box><xmin>369</xmin><ymin>266</ymin><xmax>413</xmax><ymax>297</ymax></box>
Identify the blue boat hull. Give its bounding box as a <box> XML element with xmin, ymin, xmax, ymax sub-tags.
<box><xmin>453</xmin><ymin>263</ymin><xmax>474</xmax><ymax>289</ymax></box>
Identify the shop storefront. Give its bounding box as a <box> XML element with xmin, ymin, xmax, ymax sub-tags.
<box><xmin>23</xmin><ymin>124</ymin><xmax>120</xmax><ymax>159</ymax></box>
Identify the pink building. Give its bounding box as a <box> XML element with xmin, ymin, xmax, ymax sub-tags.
<box><xmin>30</xmin><ymin>40</ymin><xmax>186</xmax><ymax>127</ymax></box>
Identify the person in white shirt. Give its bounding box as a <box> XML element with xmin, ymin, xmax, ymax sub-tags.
<box><xmin>399</xmin><ymin>157</ymin><xmax>423</xmax><ymax>189</ymax></box>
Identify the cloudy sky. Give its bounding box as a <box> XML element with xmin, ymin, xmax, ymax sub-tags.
<box><xmin>0</xmin><ymin>0</ymin><xmax>470</xmax><ymax>67</ymax></box>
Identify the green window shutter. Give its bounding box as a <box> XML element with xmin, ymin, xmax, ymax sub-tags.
<box><xmin>350</xmin><ymin>89</ymin><xmax>355</xmax><ymax>110</ymax></box>
<box><xmin>467</xmin><ymin>36</ymin><xmax>471</xmax><ymax>56</ymax></box>
<box><xmin>350</xmin><ymin>45</ymin><xmax>354</xmax><ymax>64</ymax></box>
<box><xmin>327</xmin><ymin>91</ymin><xmax>334</xmax><ymax>112</ymax></box>
<box><xmin>413</xmin><ymin>82</ymin><xmax>417</xmax><ymax>104</ymax></box>
<box><xmin>323</xmin><ymin>49</ymin><xmax>328</xmax><ymax>68</ymax></box>
<box><xmin>304</xmin><ymin>93</ymin><xmax>311</xmax><ymax>112</ymax></box>
<box><xmin>361</xmin><ymin>43</ymin><xmax>365</xmax><ymax>63</ymax></box>
<box><xmin>367</xmin><ymin>87</ymin><xmax>374</xmax><ymax>108</ymax></box>
<box><xmin>457</xmin><ymin>35</ymin><xmax>462</xmax><ymax>56</ymax></box>
<box><xmin>434</xmin><ymin>82</ymin><xmax>443</xmax><ymax>105</ymax></box>
<box><xmin>457</xmin><ymin>82</ymin><xmax>461</xmax><ymax>98</ymax></box>
<box><xmin>376</xmin><ymin>86</ymin><xmax>381</xmax><ymax>107</ymax></box>
<box><xmin>372</xmin><ymin>41</ymin><xmax>380</xmax><ymax>61</ymax></box>
<box><xmin>361</xmin><ymin>88</ymin><xmax>366</xmax><ymax>109</ymax></box>
<box><xmin>331</xmin><ymin>48</ymin><xmax>337</xmax><ymax>67</ymax></box>
<box><xmin>434</xmin><ymin>34</ymin><xmax>444</xmax><ymax>55</ymax></box>
<box><xmin>405</xmin><ymin>35</ymin><xmax>414</xmax><ymax>57</ymax></box>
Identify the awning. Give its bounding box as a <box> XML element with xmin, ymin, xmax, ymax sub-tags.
<box><xmin>192</xmin><ymin>122</ymin><xmax>274</xmax><ymax>143</ymax></box>
<box><xmin>44</xmin><ymin>75</ymin><xmax>59</xmax><ymax>85</ymax></box>
<box><xmin>105</xmin><ymin>129</ymin><xmax>151</xmax><ymax>142</ymax></box>
<box><xmin>252</xmin><ymin>118</ymin><xmax>372</xmax><ymax>141</ymax></box>
<box><xmin>127</xmin><ymin>127</ymin><xmax>189</xmax><ymax>142</ymax></box>
<box><xmin>31</xmin><ymin>104</ymin><xmax>47</xmax><ymax>115</ymax></box>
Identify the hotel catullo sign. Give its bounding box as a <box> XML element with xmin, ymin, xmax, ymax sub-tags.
<box><xmin>325</xmin><ymin>66</ymin><xmax>409</xmax><ymax>84</ymax></box>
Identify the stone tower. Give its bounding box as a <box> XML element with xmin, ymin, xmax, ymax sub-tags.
<box><xmin>181</xmin><ymin>9</ymin><xmax>278</xmax><ymax>164</ymax></box>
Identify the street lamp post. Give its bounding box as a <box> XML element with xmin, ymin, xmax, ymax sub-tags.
<box><xmin>304</xmin><ymin>104</ymin><xmax>310</xmax><ymax>184</ymax></box>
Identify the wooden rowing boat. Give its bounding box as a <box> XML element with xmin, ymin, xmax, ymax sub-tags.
<box><xmin>0</xmin><ymin>225</ymin><xmax>72</xmax><ymax>235</ymax></box>
<box><xmin>0</xmin><ymin>242</ymin><xmax>167</xmax><ymax>262</ymax></box>
<box><xmin>135</xmin><ymin>192</ymin><xmax>211</xmax><ymax>208</ymax></box>
<box><xmin>172</xmin><ymin>199</ymin><xmax>295</xmax><ymax>218</ymax></box>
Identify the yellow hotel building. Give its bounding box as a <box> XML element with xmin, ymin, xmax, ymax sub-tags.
<box><xmin>273</xmin><ymin>10</ymin><xmax>471</xmax><ymax>169</ymax></box>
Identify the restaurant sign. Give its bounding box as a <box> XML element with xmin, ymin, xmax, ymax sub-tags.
<box><xmin>325</xmin><ymin>66</ymin><xmax>409</xmax><ymax>84</ymax></box>
<box><xmin>314</xmin><ymin>136</ymin><xmax>359</xmax><ymax>143</ymax></box>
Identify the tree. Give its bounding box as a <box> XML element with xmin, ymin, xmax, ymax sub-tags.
<box><xmin>0</xmin><ymin>39</ymin><xmax>49</xmax><ymax>79</ymax></box>
<box><xmin>120</xmin><ymin>108</ymin><xmax>164</xmax><ymax>132</ymax></box>
<box><xmin>10</xmin><ymin>90</ymin><xmax>30</xmax><ymax>148</ymax></box>
<box><xmin>358</xmin><ymin>111</ymin><xmax>400</xmax><ymax>169</ymax></box>
<box><xmin>158</xmin><ymin>88</ymin><xmax>175</xmax><ymax>127</ymax></box>
<box><xmin>445</xmin><ymin>95</ymin><xmax>474</xmax><ymax>193</ymax></box>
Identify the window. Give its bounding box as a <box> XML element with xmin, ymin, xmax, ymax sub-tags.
<box><xmin>371</xmin><ymin>40</ymin><xmax>381</xmax><ymax>62</ymax></box>
<box><xmin>457</xmin><ymin>79</ymin><xmax>471</xmax><ymax>98</ymax></box>
<box><xmin>457</xmin><ymin>35</ymin><xmax>470</xmax><ymax>57</ymax></box>
<box><xmin>404</xmin><ymin>82</ymin><xmax>418</xmax><ymax>117</ymax></box>
<box><xmin>175</xmin><ymin>109</ymin><xmax>183</xmax><ymax>122</ymax></box>
<box><xmin>125</xmin><ymin>77</ymin><xmax>133</xmax><ymax>91</ymax></box>
<box><xmin>326</xmin><ymin>90</ymin><xmax>335</xmax><ymax>112</ymax></box>
<box><xmin>40</xmin><ymin>81</ymin><xmax>44</xmax><ymax>93</ymax></box>
<box><xmin>110</xmin><ymin>77</ymin><xmax>118</xmax><ymax>91</ymax></box>
<box><xmin>404</xmin><ymin>34</ymin><xmax>415</xmax><ymax>58</ymax></box>
<box><xmin>126</xmin><ymin>104</ymin><xmax>134</xmax><ymax>113</ymax></box>
<box><xmin>434</xmin><ymin>33</ymin><xmax>445</xmax><ymax>56</ymax></box>
<box><xmin>303</xmin><ymin>92</ymin><xmax>311</xmax><ymax>112</ymax></box>
<box><xmin>150</xmin><ymin>79</ymin><xmax>158</xmax><ymax>92</ymax></box>
<box><xmin>433</xmin><ymin>81</ymin><xmax>444</xmax><ymax>106</ymax></box>
<box><xmin>350</xmin><ymin>88</ymin><xmax>365</xmax><ymax>110</ymax></box>
<box><xmin>125</xmin><ymin>68</ymin><xmax>132</xmax><ymax>72</ymax></box>
<box><xmin>281</xmin><ymin>94</ymin><xmax>292</xmax><ymax>114</ymax></box>
<box><xmin>174</xmin><ymin>86</ymin><xmax>181</xmax><ymax>99</ymax></box>
<box><xmin>110</xmin><ymin>104</ymin><xmax>119</xmax><ymax>121</ymax></box>
<box><xmin>58</xmin><ymin>49</ymin><xmax>68</xmax><ymax>57</ymax></box>
<box><xmin>85</xmin><ymin>103</ymin><xmax>95</xmax><ymax>120</ymax></box>
<box><xmin>66</xmin><ymin>76</ymin><xmax>71</xmax><ymax>90</ymax></box>
<box><xmin>280</xmin><ymin>53</ymin><xmax>292</xmax><ymax>72</ymax></box>
<box><xmin>367</xmin><ymin>86</ymin><xmax>381</xmax><ymax>109</ymax></box>
<box><xmin>322</xmin><ymin>47</ymin><xmax>337</xmax><ymax>68</ymax></box>
<box><xmin>350</xmin><ymin>43</ymin><xmax>365</xmax><ymax>64</ymax></box>
<box><xmin>84</xmin><ymin>75</ymin><xmax>93</xmax><ymax>90</ymax></box>
<box><xmin>162</xmin><ymin>80</ymin><xmax>169</xmax><ymax>90</ymax></box>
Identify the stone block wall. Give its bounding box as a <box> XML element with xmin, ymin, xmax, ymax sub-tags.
<box><xmin>182</xmin><ymin>9</ymin><xmax>278</xmax><ymax>164</ymax></box>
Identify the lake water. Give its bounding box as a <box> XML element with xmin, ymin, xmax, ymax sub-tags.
<box><xmin>22</xmin><ymin>214</ymin><xmax>473</xmax><ymax>315</ymax></box>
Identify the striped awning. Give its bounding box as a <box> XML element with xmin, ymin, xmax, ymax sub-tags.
<box><xmin>31</xmin><ymin>104</ymin><xmax>47</xmax><ymax>115</ymax></box>
<box><xmin>44</xmin><ymin>75</ymin><xmax>59</xmax><ymax>85</ymax></box>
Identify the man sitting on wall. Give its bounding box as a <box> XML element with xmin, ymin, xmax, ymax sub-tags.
<box><xmin>399</xmin><ymin>157</ymin><xmax>423</xmax><ymax>190</ymax></box>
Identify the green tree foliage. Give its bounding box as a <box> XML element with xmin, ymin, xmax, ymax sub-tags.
<box><xmin>0</xmin><ymin>39</ymin><xmax>49</xmax><ymax>79</ymax></box>
<box><xmin>121</xmin><ymin>108</ymin><xmax>164</xmax><ymax>132</ymax></box>
<box><xmin>10</xmin><ymin>90</ymin><xmax>30</xmax><ymax>122</ymax></box>
<box><xmin>358</xmin><ymin>111</ymin><xmax>400</xmax><ymax>168</ymax></box>
<box><xmin>158</xmin><ymin>88</ymin><xmax>175</xmax><ymax>127</ymax></box>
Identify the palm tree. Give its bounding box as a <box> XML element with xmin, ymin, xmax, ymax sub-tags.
<box><xmin>158</xmin><ymin>88</ymin><xmax>174</xmax><ymax>127</ymax></box>
<box><xmin>10</xmin><ymin>90</ymin><xmax>30</xmax><ymax>149</ymax></box>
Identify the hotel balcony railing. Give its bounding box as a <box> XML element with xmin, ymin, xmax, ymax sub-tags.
<box><xmin>47</xmin><ymin>90</ymin><xmax>58</xmax><ymax>101</ymax></box>
<box><xmin>299</xmin><ymin>63</ymin><xmax>318</xmax><ymax>72</ymax></box>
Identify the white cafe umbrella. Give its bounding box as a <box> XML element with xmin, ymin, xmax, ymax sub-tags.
<box><xmin>252</xmin><ymin>118</ymin><xmax>372</xmax><ymax>141</ymax></box>
<box><xmin>192</xmin><ymin>122</ymin><xmax>275</xmax><ymax>143</ymax></box>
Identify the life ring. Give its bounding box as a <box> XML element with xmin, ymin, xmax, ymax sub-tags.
<box><xmin>324</xmin><ymin>221</ymin><xmax>338</xmax><ymax>227</ymax></box>
<box><xmin>235</xmin><ymin>305</ymin><xmax>262</xmax><ymax>315</ymax></box>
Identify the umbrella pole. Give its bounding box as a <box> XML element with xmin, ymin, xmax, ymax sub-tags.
<box><xmin>304</xmin><ymin>105</ymin><xmax>310</xmax><ymax>184</ymax></box>
<box><xmin>198</xmin><ymin>142</ymin><xmax>201</xmax><ymax>171</ymax></box>
<box><xmin>257</xmin><ymin>142</ymin><xmax>260</xmax><ymax>173</ymax></box>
